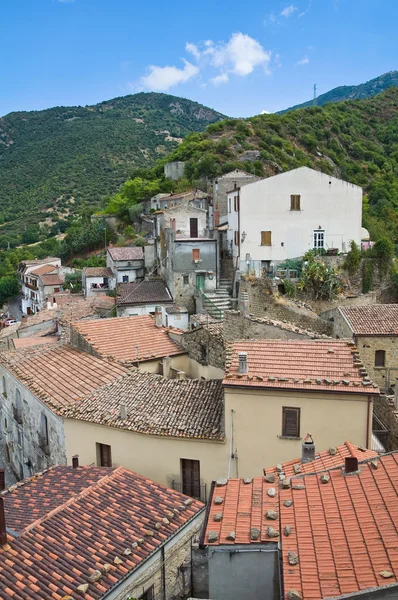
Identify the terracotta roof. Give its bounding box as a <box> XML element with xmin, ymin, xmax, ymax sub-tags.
<box><xmin>224</xmin><ymin>340</ymin><xmax>380</xmax><ymax>394</ymax></box>
<box><xmin>165</xmin><ymin>305</ymin><xmax>188</xmax><ymax>314</ymax></box>
<box><xmin>0</xmin><ymin>465</ymin><xmax>204</xmax><ymax>600</ymax></box>
<box><xmin>107</xmin><ymin>246</ymin><xmax>144</xmax><ymax>261</ymax></box>
<box><xmin>84</xmin><ymin>267</ymin><xmax>113</xmax><ymax>277</ymax></box>
<box><xmin>204</xmin><ymin>442</ymin><xmax>377</xmax><ymax>548</ymax></box>
<box><xmin>20</xmin><ymin>257</ymin><xmax>60</xmax><ymax>266</ymax></box>
<box><xmin>117</xmin><ymin>280</ymin><xmax>173</xmax><ymax>306</ymax></box>
<box><xmin>30</xmin><ymin>264</ymin><xmax>57</xmax><ymax>276</ymax></box>
<box><xmin>2</xmin><ymin>465</ymin><xmax>114</xmax><ymax>533</ymax></box>
<box><xmin>71</xmin><ymin>315</ymin><xmax>186</xmax><ymax>362</ymax></box>
<box><xmin>280</xmin><ymin>452</ymin><xmax>398</xmax><ymax>599</ymax></box>
<box><xmin>63</xmin><ymin>369</ymin><xmax>224</xmax><ymax>440</ymax></box>
<box><xmin>39</xmin><ymin>273</ymin><xmax>64</xmax><ymax>286</ymax></box>
<box><xmin>12</xmin><ymin>336</ymin><xmax>59</xmax><ymax>349</ymax></box>
<box><xmin>0</xmin><ymin>343</ymin><xmax>127</xmax><ymax>412</ymax></box>
<box><xmin>339</xmin><ymin>304</ymin><xmax>398</xmax><ymax>335</ymax></box>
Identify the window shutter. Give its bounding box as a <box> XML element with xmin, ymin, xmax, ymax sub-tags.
<box><xmin>192</xmin><ymin>249</ymin><xmax>200</xmax><ymax>261</ymax></box>
<box><xmin>261</xmin><ymin>231</ymin><xmax>272</xmax><ymax>246</ymax></box>
<box><xmin>234</xmin><ymin>231</ymin><xmax>240</xmax><ymax>246</ymax></box>
<box><xmin>282</xmin><ymin>407</ymin><xmax>300</xmax><ymax>437</ymax></box>
<box><xmin>290</xmin><ymin>195</ymin><xmax>301</xmax><ymax>210</ymax></box>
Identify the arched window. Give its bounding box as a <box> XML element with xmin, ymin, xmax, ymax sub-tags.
<box><xmin>375</xmin><ymin>350</ymin><xmax>386</xmax><ymax>367</ymax></box>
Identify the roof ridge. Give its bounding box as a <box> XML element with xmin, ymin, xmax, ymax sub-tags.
<box><xmin>16</xmin><ymin>466</ymin><xmax>122</xmax><ymax>536</ymax></box>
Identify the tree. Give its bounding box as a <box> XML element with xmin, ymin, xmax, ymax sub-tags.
<box><xmin>298</xmin><ymin>255</ymin><xmax>342</xmax><ymax>300</ymax></box>
<box><xmin>344</xmin><ymin>240</ymin><xmax>362</xmax><ymax>276</ymax></box>
<box><xmin>0</xmin><ymin>276</ymin><xmax>19</xmax><ymax>307</ymax></box>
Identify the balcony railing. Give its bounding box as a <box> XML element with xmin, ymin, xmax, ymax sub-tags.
<box><xmin>171</xmin><ymin>480</ymin><xmax>207</xmax><ymax>503</ymax></box>
<box><xmin>90</xmin><ymin>284</ymin><xmax>109</xmax><ymax>291</ymax></box>
<box><xmin>24</xmin><ymin>282</ymin><xmax>38</xmax><ymax>291</ymax></box>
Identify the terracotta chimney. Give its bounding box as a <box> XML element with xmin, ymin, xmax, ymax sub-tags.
<box><xmin>72</xmin><ymin>455</ymin><xmax>79</xmax><ymax>469</ymax></box>
<box><xmin>238</xmin><ymin>352</ymin><xmax>248</xmax><ymax>374</ymax></box>
<box><xmin>345</xmin><ymin>456</ymin><xmax>358</xmax><ymax>474</ymax></box>
<box><xmin>154</xmin><ymin>306</ymin><xmax>163</xmax><ymax>328</ymax></box>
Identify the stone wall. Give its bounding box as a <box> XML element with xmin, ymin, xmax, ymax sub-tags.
<box><xmin>181</xmin><ymin>326</ymin><xmax>225</xmax><ymax>370</ymax></box>
<box><xmin>355</xmin><ymin>335</ymin><xmax>398</xmax><ymax>391</ymax></box>
<box><xmin>240</xmin><ymin>280</ymin><xmax>333</xmax><ymax>336</ymax></box>
<box><xmin>223</xmin><ymin>311</ymin><xmax>324</xmax><ymax>342</ymax></box>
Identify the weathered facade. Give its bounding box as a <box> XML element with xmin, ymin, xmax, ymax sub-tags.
<box><xmin>213</xmin><ymin>170</ymin><xmax>260</xmax><ymax>227</ymax></box>
<box><xmin>106</xmin><ymin>246</ymin><xmax>145</xmax><ymax>283</ymax></box>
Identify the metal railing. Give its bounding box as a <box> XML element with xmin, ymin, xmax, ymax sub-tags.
<box><xmin>199</xmin><ymin>289</ymin><xmax>223</xmax><ymax>321</ymax></box>
<box><xmin>171</xmin><ymin>480</ymin><xmax>207</xmax><ymax>503</ymax></box>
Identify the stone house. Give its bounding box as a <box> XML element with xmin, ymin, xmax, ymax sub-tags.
<box><xmin>199</xmin><ymin>442</ymin><xmax>381</xmax><ymax>600</ymax></box>
<box><xmin>115</xmin><ymin>279</ymin><xmax>173</xmax><ymax>317</ymax></box>
<box><xmin>0</xmin><ymin>462</ymin><xmax>205</xmax><ymax>600</ymax></box>
<box><xmin>213</xmin><ymin>170</ymin><xmax>260</xmax><ymax>228</ymax></box>
<box><xmin>146</xmin><ymin>189</ymin><xmax>209</xmax><ymax>213</ymax></box>
<box><xmin>106</xmin><ymin>245</ymin><xmax>144</xmax><ymax>283</ymax></box>
<box><xmin>154</xmin><ymin>204</ymin><xmax>218</xmax><ymax>312</ymax></box>
<box><xmin>331</xmin><ymin>304</ymin><xmax>398</xmax><ymax>392</ymax></box>
<box><xmin>19</xmin><ymin>258</ymin><xmax>64</xmax><ymax>315</ymax></box>
<box><xmin>0</xmin><ymin>343</ymin><xmax>127</xmax><ymax>481</ymax></box>
<box><xmin>227</xmin><ymin>166</ymin><xmax>362</xmax><ymax>277</ymax></box>
<box><xmin>83</xmin><ymin>266</ymin><xmax>115</xmax><ymax>297</ymax></box>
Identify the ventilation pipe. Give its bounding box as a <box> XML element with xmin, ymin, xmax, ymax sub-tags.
<box><xmin>238</xmin><ymin>352</ymin><xmax>248</xmax><ymax>375</ymax></box>
<box><xmin>154</xmin><ymin>306</ymin><xmax>163</xmax><ymax>328</ymax></box>
<box><xmin>72</xmin><ymin>455</ymin><xmax>79</xmax><ymax>469</ymax></box>
<box><xmin>120</xmin><ymin>404</ymin><xmax>127</xmax><ymax>420</ymax></box>
<box><xmin>301</xmin><ymin>434</ymin><xmax>315</xmax><ymax>464</ymax></box>
<box><xmin>345</xmin><ymin>456</ymin><xmax>359</xmax><ymax>474</ymax></box>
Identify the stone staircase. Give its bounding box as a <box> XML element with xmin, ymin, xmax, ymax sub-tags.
<box><xmin>201</xmin><ymin>277</ymin><xmax>233</xmax><ymax>320</ymax></box>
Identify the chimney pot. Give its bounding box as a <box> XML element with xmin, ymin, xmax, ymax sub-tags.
<box><xmin>154</xmin><ymin>306</ymin><xmax>163</xmax><ymax>328</ymax></box>
<box><xmin>0</xmin><ymin>469</ymin><xmax>5</xmax><ymax>492</ymax></box>
<box><xmin>120</xmin><ymin>404</ymin><xmax>127</xmax><ymax>420</ymax></box>
<box><xmin>238</xmin><ymin>352</ymin><xmax>248</xmax><ymax>374</ymax></box>
<box><xmin>345</xmin><ymin>456</ymin><xmax>358</xmax><ymax>474</ymax></box>
<box><xmin>72</xmin><ymin>455</ymin><xmax>79</xmax><ymax>469</ymax></box>
<box><xmin>301</xmin><ymin>434</ymin><xmax>315</xmax><ymax>464</ymax></box>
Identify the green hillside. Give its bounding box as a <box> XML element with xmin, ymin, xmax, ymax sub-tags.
<box><xmin>112</xmin><ymin>88</ymin><xmax>398</xmax><ymax>244</ymax></box>
<box><xmin>0</xmin><ymin>92</ymin><xmax>225</xmax><ymax>224</ymax></box>
<box><xmin>280</xmin><ymin>71</ymin><xmax>398</xmax><ymax>113</ymax></box>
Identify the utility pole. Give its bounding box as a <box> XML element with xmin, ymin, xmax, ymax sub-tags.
<box><xmin>313</xmin><ymin>84</ymin><xmax>317</xmax><ymax>106</ymax></box>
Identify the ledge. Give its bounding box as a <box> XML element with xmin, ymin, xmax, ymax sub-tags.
<box><xmin>278</xmin><ymin>435</ymin><xmax>302</xmax><ymax>441</ymax></box>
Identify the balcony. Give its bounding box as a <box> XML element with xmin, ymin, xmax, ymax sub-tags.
<box><xmin>24</xmin><ymin>282</ymin><xmax>38</xmax><ymax>291</ymax></box>
<box><xmin>90</xmin><ymin>283</ymin><xmax>109</xmax><ymax>291</ymax></box>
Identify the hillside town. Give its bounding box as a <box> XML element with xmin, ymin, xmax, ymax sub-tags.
<box><xmin>1</xmin><ymin>160</ymin><xmax>398</xmax><ymax>600</ymax></box>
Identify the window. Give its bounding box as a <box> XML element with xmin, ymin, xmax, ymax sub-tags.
<box><xmin>313</xmin><ymin>230</ymin><xmax>325</xmax><ymax>249</ymax></box>
<box><xmin>13</xmin><ymin>389</ymin><xmax>23</xmax><ymax>424</ymax></box>
<box><xmin>2</xmin><ymin>377</ymin><xmax>6</xmax><ymax>397</ymax></box>
<box><xmin>228</xmin><ymin>198</ymin><xmax>232</xmax><ymax>213</ymax></box>
<box><xmin>192</xmin><ymin>249</ymin><xmax>200</xmax><ymax>261</ymax></box>
<box><xmin>234</xmin><ymin>231</ymin><xmax>240</xmax><ymax>246</ymax></box>
<box><xmin>200</xmin><ymin>344</ymin><xmax>207</xmax><ymax>363</ymax></box>
<box><xmin>97</xmin><ymin>443</ymin><xmax>112</xmax><ymax>467</ymax></box>
<box><xmin>139</xmin><ymin>587</ymin><xmax>154</xmax><ymax>600</ymax></box>
<box><xmin>282</xmin><ymin>407</ymin><xmax>300</xmax><ymax>438</ymax></box>
<box><xmin>190</xmin><ymin>218</ymin><xmax>198</xmax><ymax>238</ymax></box>
<box><xmin>181</xmin><ymin>458</ymin><xmax>201</xmax><ymax>499</ymax></box>
<box><xmin>122</xmin><ymin>275</ymin><xmax>129</xmax><ymax>283</ymax></box>
<box><xmin>39</xmin><ymin>413</ymin><xmax>49</xmax><ymax>451</ymax></box>
<box><xmin>261</xmin><ymin>231</ymin><xmax>272</xmax><ymax>246</ymax></box>
<box><xmin>183</xmin><ymin>275</ymin><xmax>189</xmax><ymax>285</ymax></box>
<box><xmin>375</xmin><ymin>350</ymin><xmax>386</xmax><ymax>367</ymax></box>
<box><xmin>290</xmin><ymin>194</ymin><xmax>301</xmax><ymax>211</ymax></box>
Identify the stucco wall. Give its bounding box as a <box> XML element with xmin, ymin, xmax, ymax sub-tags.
<box><xmin>213</xmin><ymin>171</ymin><xmax>259</xmax><ymax>226</ymax></box>
<box><xmin>208</xmin><ymin>544</ymin><xmax>279</xmax><ymax>600</ymax></box>
<box><xmin>0</xmin><ymin>368</ymin><xmax>66</xmax><ymax>480</ymax></box>
<box><xmin>224</xmin><ymin>387</ymin><xmax>372</xmax><ymax>478</ymax></box>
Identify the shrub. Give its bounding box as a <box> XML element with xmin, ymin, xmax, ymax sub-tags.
<box><xmin>362</xmin><ymin>259</ymin><xmax>374</xmax><ymax>293</ymax></box>
<box><xmin>344</xmin><ymin>240</ymin><xmax>362</xmax><ymax>276</ymax></box>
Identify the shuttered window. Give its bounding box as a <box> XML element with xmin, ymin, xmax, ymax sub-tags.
<box><xmin>97</xmin><ymin>443</ymin><xmax>112</xmax><ymax>467</ymax></box>
<box><xmin>181</xmin><ymin>459</ymin><xmax>201</xmax><ymax>499</ymax></box>
<box><xmin>282</xmin><ymin>407</ymin><xmax>300</xmax><ymax>437</ymax></box>
<box><xmin>261</xmin><ymin>231</ymin><xmax>272</xmax><ymax>246</ymax></box>
<box><xmin>192</xmin><ymin>249</ymin><xmax>200</xmax><ymax>261</ymax></box>
<box><xmin>290</xmin><ymin>194</ymin><xmax>301</xmax><ymax>210</ymax></box>
<box><xmin>234</xmin><ymin>231</ymin><xmax>240</xmax><ymax>246</ymax></box>
<box><xmin>375</xmin><ymin>350</ymin><xmax>386</xmax><ymax>367</ymax></box>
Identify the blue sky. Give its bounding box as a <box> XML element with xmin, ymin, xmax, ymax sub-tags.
<box><xmin>1</xmin><ymin>0</ymin><xmax>397</xmax><ymax>117</ymax></box>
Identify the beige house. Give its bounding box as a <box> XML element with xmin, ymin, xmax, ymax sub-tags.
<box><xmin>331</xmin><ymin>304</ymin><xmax>398</xmax><ymax>391</ymax></box>
<box><xmin>63</xmin><ymin>339</ymin><xmax>378</xmax><ymax>497</ymax></box>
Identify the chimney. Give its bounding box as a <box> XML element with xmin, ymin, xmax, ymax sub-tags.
<box><xmin>301</xmin><ymin>434</ymin><xmax>315</xmax><ymax>464</ymax></box>
<box><xmin>238</xmin><ymin>352</ymin><xmax>248</xmax><ymax>374</ymax></box>
<box><xmin>72</xmin><ymin>455</ymin><xmax>79</xmax><ymax>469</ymax></box>
<box><xmin>0</xmin><ymin>469</ymin><xmax>5</xmax><ymax>492</ymax></box>
<box><xmin>345</xmin><ymin>456</ymin><xmax>358</xmax><ymax>474</ymax></box>
<box><xmin>154</xmin><ymin>306</ymin><xmax>163</xmax><ymax>328</ymax></box>
<box><xmin>120</xmin><ymin>404</ymin><xmax>127</xmax><ymax>420</ymax></box>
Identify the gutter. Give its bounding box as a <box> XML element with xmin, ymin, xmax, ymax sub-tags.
<box><xmin>199</xmin><ymin>480</ymin><xmax>215</xmax><ymax>549</ymax></box>
<box><xmin>223</xmin><ymin>383</ymin><xmax>380</xmax><ymax>397</ymax></box>
<box><xmin>101</xmin><ymin>506</ymin><xmax>206</xmax><ymax>599</ymax></box>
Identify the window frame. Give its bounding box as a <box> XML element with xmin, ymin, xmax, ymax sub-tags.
<box><xmin>313</xmin><ymin>230</ymin><xmax>325</xmax><ymax>249</ymax></box>
<box><xmin>183</xmin><ymin>274</ymin><xmax>189</xmax><ymax>285</ymax></box>
<box><xmin>234</xmin><ymin>231</ymin><xmax>240</xmax><ymax>247</ymax></box>
<box><xmin>375</xmin><ymin>349</ymin><xmax>386</xmax><ymax>368</ymax></box>
<box><xmin>97</xmin><ymin>442</ymin><xmax>112</xmax><ymax>467</ymax></box>
<box><xmin>290</xmin><ymin>194</ymin><xmax>301</xmax><ymax>211</ymax></box>
<box><xmin>261</xmin><ymin>231</ymin><xmax>272</xmax><ymax>246</ymax></box>
<box><xmin>282</xmin><ymin>406</ymin><xmax>301</xmax><ymax>438</ymax></box>
<box><xmin>139</xmin><ymin>586</ymin><xmax>154</xmax><ymax>600</ymax></box>
<box><xmin>181</xmin><ymin>458</ymin><xmax>201</xmax><ymax>499</ymax></box>
<box><xmin>192</xmin><ymin>248</ymin><xmax>200</xmax><ymax>261</ymax></box>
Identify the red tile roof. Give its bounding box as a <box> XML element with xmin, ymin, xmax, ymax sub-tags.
<box><xmin>63</xmin><ymin>369</ymin><xmax>224</xmax><ymax>440</ymax></box>
<box><xmin>12</xmin><ymin>336</ymin><xmax>59</xmax><ymax>349</ymax></box>
<box><xmin>71</xmin><ymin>315</ymin><xmax>186</xmax><ymax>363</ymax></box>
<box><xmin>0</xmin><ymin>344</ymin><xmax>127</xmax><ymax>412</ymax></box>
<box><xmin>39</xmin><ymin>273</ymin><xmax>64</xmax><ymax>286</ymax></box>
<box><xmin>0</xmin><ymin>465</ymin><xmax>204</xmax><ymax>600</ymax></box>
<box><xmin>117</xmin><ymin>280</ymin><xmax>173</xmax><ymax>306</ymax></box>
<box><xmin>224</xmin><ymin>340</ymin><xmax>380</xmax><ymax>394</ymax></box>
<box><xmin>108</xmin><ymin>246</ymin><xmax>144</xmax><ymax>261</ymax></box>
<box><xmin>204</xmin><ymin>442</ymin><xmax>377</xmax><ymax>548</ymax></box>
<box><xmin>280</xmin><ymin>452</ymin><xmax>398</xmax><ymax>599</ymax></box>
<box><xmin>30</xmin><ymin>264</ymin><xmax>57</xmax><ymax>276</ymax></box>
<box><xmin>84</xmin><ymin>267</ymin><xmax>114</xmax><ymax>277</ymax></box>
<box><xmin>339</xmin><ymin>304</ymin><xmax>398</xmax><ymax>335</ymax></box>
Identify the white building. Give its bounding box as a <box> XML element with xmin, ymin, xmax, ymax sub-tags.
<box><xmin>106</xmin><ymin>245</ymin><xmax>145</xmax><ymax>283</ymax></box>
<box><xmin>227</xmin><ymin>167</ymin><xmax>362</xmax><ymax>276</ymax></box>
<box><xmin>83</xmin><ymin>267</ymin><xmax>115</xmax><ymax>297</ymax></box>
<box><xmin>19</xmin><ymin>258</ymin><xmax>63</xmax><ymax>315</ymax></box>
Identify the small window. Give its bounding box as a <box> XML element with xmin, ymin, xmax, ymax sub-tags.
<box><xmin>183</xmin><ymin>275</ymin><xmax>189</xmax><ymax>285</ymax></box>
<box><xmin>122</xmin><ymin>275</ymin><xmax>129</xmax><ymax>283</ymax></box>
<box><xmin>2</xmin><ymin>377</ymin><xmax>6</xmax><ymax>397</ymax></box>
<box><xmin>192</xmin><ymin>249</ymin><xmax>200</xmax><ymax>261</ymax></box>
<box><xmin>290</xmin><ymin>194</ymin><xmax>301</xmax><ymax>211</ymax></box>
<box><xmin>282</xmin><ymin>407</ymin><xmax>300</xmax><ymax>438</ymax></box>
<box><xmin>234</xmin><ymin>231</ymin><xmax>240</xmax><ymax>246</ymax></box>
<box><xmin>313</xmin><ymin>230</ymin><xmax>325</xmax><ymax>249</ymax></box>
<box><xmin>261</xmin><ymin>231</ymin><xmax>272</xmax><ymax>246</ymax></box>
<box><xmin>97</xmin><ymin>443</ymin><xmax>112</xmax><ymax>467</ymax></box>
<box><xmin>228</xmin><ymin>198</ymin><xmax>232</xmax><ymax>213</ymax></box>
<box><xmin>139</xmin><ymin>587</ymin><xmax>154</xmax><ymax>600</ymax></box>
<box><xmin>375</xmin><ymin>350</ymin><xmax>386</xmax><ymax>367</ymax></box>
<box><xmin>181</xmin><ymin>458</ymin><xmax>201</xmax><ymax>499</ymax></box>
<box><xmin>40</xmin><ymin>413</ymin><xmax>49</xmax><ymax>448</ymax></box>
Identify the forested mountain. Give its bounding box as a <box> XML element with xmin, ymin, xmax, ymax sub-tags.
<box><xmin>280</xmin><ymin>71</ymin><xmax>398</xmax><ymax>113</ymax></box>
<box><xmin>114</xmin><ymin>88</ymin><xmax>398</xmax><ymax>244</ymax></box>
<box><xmin>0</xmin><ymin>93</ymin><xmax>225</xmax><ymax>223</ymax></box>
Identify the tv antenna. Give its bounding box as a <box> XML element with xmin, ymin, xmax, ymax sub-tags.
<box><xmin>313</xmin><ymin>84</ymin><xmax>317</xmax><ymax>106</ymax></box>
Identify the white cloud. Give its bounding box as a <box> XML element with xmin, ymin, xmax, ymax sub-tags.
<box><xmin>280</xmin><ymin>4</ymin><xmax>297</xmax><ymax>17</ymax></box>
<box><xmin>261</xmin><ymin>110</ymin><xmax>270</xmax><ymax>114</ymax></box>
<box><xmin>210</xmin><ymin>73</ymin><xmax>229</xmax><ymax>86</ymax></box>
<box><xmin>141</xmin><ymin>60</ymin><xmax>199</xmax><ymax>91</ymax></box>
<box><xmin>264</xmin><ymin>12</ymin><xmax>277</xmax><ymax>24</ymax></box>
<box><xmin>185</xmin><ymin>43</ymin><xmax>201</xmax><ymax>61</ymax></box>
<box><xmin>297</xmin><ymin>56</ymin><xmax>310</xmax><ymax>65</ymax></box>
<box><xmin>212</xmin><ymin>32</ymin><xmax>271</xmax><ymax>76</ymax></box>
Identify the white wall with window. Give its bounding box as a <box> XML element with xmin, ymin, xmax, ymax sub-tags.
<box><xmin>235</xmin><ymin>166</ymin><xmax>362</xmax><ymax>274</ymax></box>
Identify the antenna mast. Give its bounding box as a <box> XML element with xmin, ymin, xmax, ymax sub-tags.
<box><xmin>313</xmin><ymin>84</ymin><xmax>317</xmax><ymax>106</ymax></box>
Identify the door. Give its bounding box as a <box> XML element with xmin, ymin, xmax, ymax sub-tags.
<box><xmin>181</xmin><ymin>459</ymin><xmax>201</xmax><ymax>499</ymax></box>
<box><xmin>196</xmin><ymin>273</ymin><xmax>205</xmax><ymax>292</ymax></box>
<box><xmin>313</xmin><ymin>230</ymin><xmax>325</xmax><ymax>249</ymax></box>
<box><xmin>190</xmin><ymin>218</ymin><xmax>198</xmax><ymax>238</ymax></box>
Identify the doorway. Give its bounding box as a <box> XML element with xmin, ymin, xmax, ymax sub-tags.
<box><xmin>190</xmin><ymin>218</ymin><xmax>198</xmax><ymax>238</ymax></box>
<box><xmin>195</xmin><ymin>273</ymin><xmax>205</xmax><ymax>292</ymax></box>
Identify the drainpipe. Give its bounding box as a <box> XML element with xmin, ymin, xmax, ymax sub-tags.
<box><xmin>161</xmin><ymin>545</ymin><xmax>166</xmax><ymax>600</ymax></box>
<box><xmin>366</xmin><ymin>395</ymin><xmax>372</xmax><ymax>449</ymax></box>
